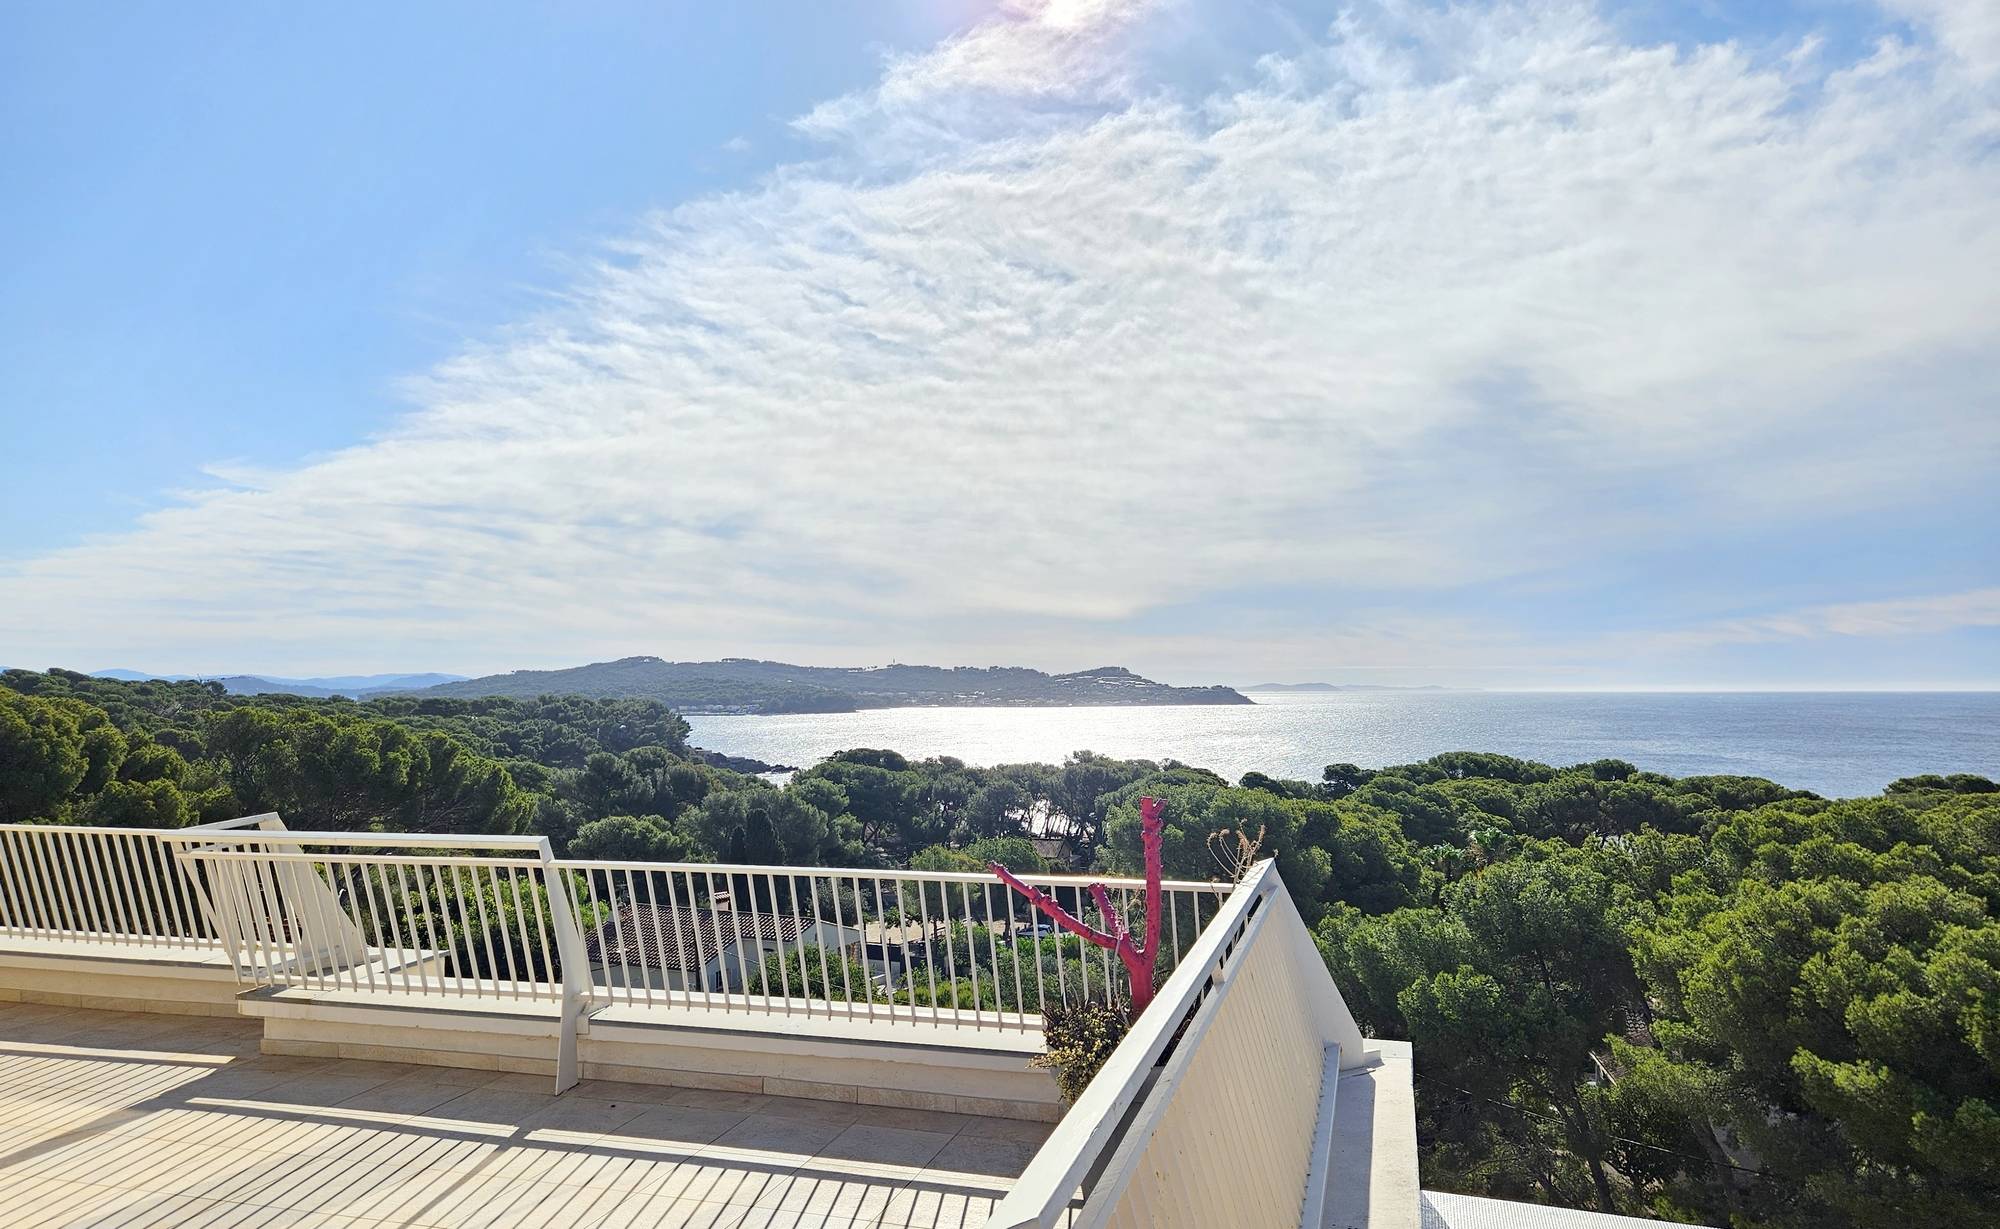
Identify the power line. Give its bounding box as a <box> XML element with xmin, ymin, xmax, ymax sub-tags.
<box><xmin>1412</xmin><ymin>1070</ymin><xmax>1783</xmax><ymax>1181</ymax></box>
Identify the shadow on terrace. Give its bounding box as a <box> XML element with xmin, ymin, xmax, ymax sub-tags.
<box><xmin>0</xmin><ymin>1000</ymin><xmax>1048</xmax><ymax>1229</ymax></box>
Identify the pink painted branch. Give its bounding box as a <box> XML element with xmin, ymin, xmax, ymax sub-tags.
<box><xmin>987</xmin><ymin>862</ymin><xmax>1119</xmax><ymax>950</ymax></box>
<box><xmin>989</xmin><ymin>794</ymin><xmax>1170</xmax><ymax>1022</ymax></box>
<box><xmin>1086</xmin><ymin>883</ymin><xmax>1128</xmax><ymax>944</ymax></box>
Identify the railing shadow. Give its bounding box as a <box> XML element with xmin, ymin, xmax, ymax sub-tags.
<box><xmin>0</xmin><ymin>1009</ymin><xmax>1032</xmax><ymax>1228</ymax></box>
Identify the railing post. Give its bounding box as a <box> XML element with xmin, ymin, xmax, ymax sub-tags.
<box><xmin>539</xmin><ymin>838</ymin><xmax>589</xmax><ymax>1093</ymax></box>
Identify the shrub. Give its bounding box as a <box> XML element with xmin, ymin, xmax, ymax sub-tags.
<box><xmin>1032</xmin><ymin>1001</ymin><xmax>1130</xmax><ymax>1103</ymax></box>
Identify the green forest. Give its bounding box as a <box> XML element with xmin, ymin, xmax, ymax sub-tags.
<box><xmin>1</xmin><ymin>668</ymin><xmax>1995</xmax><ymax>1227</ymax></box>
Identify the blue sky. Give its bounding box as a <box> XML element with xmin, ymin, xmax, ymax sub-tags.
<box><xmin>1</xmin><ymin>0</ymin><xmax>1995</xmax><ymax>688</ymax></box>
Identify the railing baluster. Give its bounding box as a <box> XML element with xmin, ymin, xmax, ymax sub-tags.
<box><xmin>959</xmin><ymin>880</ymin><xmax>982</xmax><ymax>1028</ymax></box>
<box><xmin>423</xmin><ymin>863</ymin><xmax>457</xmax><ymax>992</ymax></box>
<box><xmin>764</xmin><ymin>872</ymin><xmax>793</xmax><ymax>1008</ymax></box>
<box><xmin>486</xmin><ymin>865</ymin><xmax>520</xmax><ymax>998</ymax></box>
<box><xmin>124</xmin><ymin>835</ymin><xmax>166</xmax><ymax>943</ymax></box>
<box><xmin>2</xmin><ymin>831</ymin><xmax>44</xmax><ymax>937</ymax></box>
<box><xmin>0</xmin><ymin>831</ymin><xmax>22</xmax><ymax>938</ymax></box>
<box><xmin>100</xmin><ymin>833</ymin><xmax>139</xmax><ymax>943</ymax></box>
<box><xmin>996</xmin><ymin>883</ymin><xmax>1022</xmax><ymax>1025</ymax></box>
<box><xmin>436</xmin><ymin>864</ymin><xmax>473</xmax><ymax>997</ymax></box>
<box><xmin>410</xmin><ymin>862</ymin><xmax>446</xmax><ymax>995</ymax></box>
<box><xmin>0</xmin><ymin>830</ymin><xmax>35</xmax><ymax>937</ymax></box>
<box><xmin>324</xmin><ymin>854</ymin><xmax>361</xmax><ymax>990</ymax></box>
<box><xmin>710</xmin><ymin>872</ymin><xmax>733</xmax><ymax>1003</ymax></box>
<box><xmin>27</xmin><ymin>830</ymin><xmax>68</xmax><ymax>936</ymax></box>
<box><xmin>383</xmin><ymin>862</ymin><xmax>421</xmax><ymax>993</ymax></box>
<box><xmin>1029</xmin><ymin>882</ymin><xmax>1047</xmax><ymax>1015</ymax></box>
<box><xmin>19</xmin><ymin>831</ymin><xmax>57</xmax><ymax>936</ymax></box>
<box><xmin>809</xmin><ymin>874</ymin><xmax>831</xmax><ymax>1009</ymax></box>
<box><xmin>527</xmin><ymin>866</ymin><xmax>556</xmax><ymax>1000</ymax></box>
<box><xmin>721</xmin><ymin>872</ymin><xmax>756</xmax><ymax>1008</ymax></box>
<box><xmin>248</xmin><ymin>852</ymin><xmax>289</xmax><ymax>986</ymax></box>
<box><xmin>641</xmin><ymin>869</ymin><xmax>672</xmax><ymax>1008</ymax></box>
<box><xmin>823</xmin><ymin>874</ymin><xmax>848</xmax><ymax>1013</ymax></box>
<box><xmin>914</xmin><ymin>878</ymin><xmax>939</xmax><ymax>1025</ymax></box>
<box><xmin>159</xmin><ymin>835</ymin><xmax>200</xmax><ymax>941</ymax></box>
<box><xmin>53</xmin><ymin>829</ymin><xmax>96</xmax><ymax>938</ymax></box>
<box><xmin>621</xmin><ymin>868</ymin><xmax>648</xmax><ymax>1005</ymax></box>
<box><xmin>585</xmin><ymin>871</ymin><xmax>615</xmax><ymax>1003</ymax></box>
<box><xmin>299</xmin><ymin>855</ymin><xmax>343</xmax><ymax>992</ymax></box>
<box><xmin>468</xmin><ymin>864</ymin><xmax>500</xmax><ymax>998</ymax></box>
<box><xmin>660</xmin><ymin>868</ymin><xmax>693</xmax><ymax>1008</ymax></box>
<box><xmin>341</xmin><ymin>861</ymin><xmax>378</xmax><ymax>993</ymax></box>
<box><xmin>884</xmin><ymin>880</ymin><xmax>908</xmax><ymax>1024</ymax></box>
<box><xmin>1051</xmin><ymin>880</ymin><xmax>1070</xmax><ymax>1009</ymax></box>
<box><xmin>868</xmin><ymin>880</ymin><xmax>892</xmax><ymax>1024</ymax></box>
<box><xmin>501</xmin><ymin>867</ymin><xmax>531</xmax><ymax>996</ymax></box>
<box><xmin>1100</xmin><ymin>889</ymin><xmax>1116</xmax><ymax>1005</ymax></box>
<box><xmin>119</xmin><ymin>834</ymin><xmax>155</xmax><ymax>943</ymax></box>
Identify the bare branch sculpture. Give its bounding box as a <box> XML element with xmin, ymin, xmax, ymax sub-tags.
<box><xmin>991</xmin><ymin>796</ymin><xmax>1165</xmax><ymax>1019</ymax></box>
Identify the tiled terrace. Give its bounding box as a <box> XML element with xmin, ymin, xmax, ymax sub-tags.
<box><xmin>0</xmin><ymin>1002</ymin><xmax>1049</xmax><ymax>1229</ymax></box>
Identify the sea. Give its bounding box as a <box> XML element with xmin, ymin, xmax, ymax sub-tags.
<box><xmin>685</xmin><ymin>691</ymin><xmax>2000</xmax><ymax>800</ymax></box>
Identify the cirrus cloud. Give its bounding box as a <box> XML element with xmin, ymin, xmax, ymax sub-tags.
<box><xmin>2</xmin><ymin>0</ymin><xmax>1995</xmax><ymax>680</ymax></box>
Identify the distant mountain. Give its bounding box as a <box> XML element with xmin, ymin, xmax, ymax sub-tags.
<box><xmin>89</xmin><ymin>669</ymin><xmax>466</xmax><ymax>699</ymax></box>
<box><xmin>406</xmin><ymin>657</ymin><xmax>1252</xmax><ymax>714</ymax></box>
<box><xmin>1242</xmin><ymin>682</ymin><xmax>1454</xmax><ymax>692</ymax></box>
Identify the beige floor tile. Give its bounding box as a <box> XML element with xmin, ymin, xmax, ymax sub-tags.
<box><xmin>944</xmin><ymin>1115</ymin><xmax>1051</xmax><ymax>1145</ymax></box>
<box><xmin>569</xmin><ymin>1079</ymin><xmax>683</xmax><ymax>1106</ymax></box>
<box><xmin>812</xmin><ymin>1125</ymin><xmax>952</xmax><ymax>1173</ymax></box>
<box><xmin>604</xmin><ymin>1104</ymin><xmax>751</xmax><ymax>1149</ymax></box>
<box><xmin>708</xmin><ymin>1114</ymin><xmax>848</xmax><ymax>1161</ymax></box>
<box><xmin>594</xmin><ymin>1193</ymin><xmax>747</xmax><ymax>1229</ymax></box>
<box><xmin>917</xmin><ymin>1135</ymin><xmax>1040</xmax><ymax>1181</ymax></box>
<box><xmin>0</xmin><ymin>1003</ymin><xmax>1023</xmax><ymax>1229</ymax></box>
<box><xmin>518</xmin><ymin>1093</ymin><xmax>648</xmax><ymax>1140</ymax></box>
<box><xmin>661</xmin><ymin>1087</ymin><xmax>772</xmax><ymax>1114</ymax></box>
<box><xmin>333</xmin><ymin>1081</ymin><xmax>470</xmax><ymax>1119</ymax></box>
<box><xmin>871</xmin><ymin>1177</ymin><xmax>1005</xmax><ymax>1229</ymax></box>
<box><xmin>743</xmin><ymin>1164</ymin><xmax>909</xmax><ymax>1223</ymax></box>
<box><xmin>845</xmin><ymin>1105</ymin><xmax>978</xmax><ymax>1136</ymax></box>
<box><xmin>758</xmin><ymin>1097</ymin><xmax>861</xmax><ymax>1128</ymax></box>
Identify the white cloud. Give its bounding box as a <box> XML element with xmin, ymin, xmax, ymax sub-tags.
<box><xmin>793</xmin><ymin>0</ymin><xmax>1161</xmax><ymax>148</ymax></box>
<box><xmin>1879</xmin><ymin>0</ymin><xmax>2000</xmax><ymax>79</ymax></box>
<box><xmin>1647</xmin><ymin>588</ymin><xmax>2000</xmax><ymax>649</ymax></box>
<box><xmin>2</xmin><ymin>0</ymin><xmax>1996</xmax><ymax>676</ymax></box>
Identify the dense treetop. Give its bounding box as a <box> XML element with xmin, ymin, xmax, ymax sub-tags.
<box><xmin>0</xmin><ymin>668</ymin><xmax>1993</xmax><ymax>1226</ymax></box>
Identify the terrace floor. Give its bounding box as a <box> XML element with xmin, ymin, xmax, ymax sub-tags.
<box><xmin>0</xmin><ymin>1002</ymin><xmax>1050</xmax><ymax>1228</ymax></box>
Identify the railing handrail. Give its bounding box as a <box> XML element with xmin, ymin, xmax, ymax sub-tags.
<box><xmin>185</xmin><ymin>812</ymin><xmax>282</xmax><ymax>832</ymax></box>
<box><xmin>986</xmin><ymin>859</ymin><xmax>1281</xmax><ymax>1229</ymax></box>
<box><xmin>0</xmin><ymin>821</ymin><xmax>237</xmax><ymax>839</ymax></box>
<box><xmin>557</xmin><ymin>857</ymin><xmax>1231</xmax><ymax>893</ymax></box>
<box><xmin>157</xmin><ymin>829</ymin><xmax>548</xmax><ymax>851</ymax></box>
<box><xmin>179</xmin><ymin>851</ymin><xmax>553</xmax><ymax>873</ymax></box>
<box><xmin>149</xmin><ymin>830</ymin><xmax>1232</xmax><ymax>892</ymax></box>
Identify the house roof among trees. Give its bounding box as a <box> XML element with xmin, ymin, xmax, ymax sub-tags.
<box><xmin>584</xmin><ymin>902</ymin><xmax>836</xmax><ymax>972</ymax></box>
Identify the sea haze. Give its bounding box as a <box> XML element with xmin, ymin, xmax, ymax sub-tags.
<box><xmin>685</xmin><ymin>691</ymin><xmax>2000</xmax><ymax>799</ymax></box>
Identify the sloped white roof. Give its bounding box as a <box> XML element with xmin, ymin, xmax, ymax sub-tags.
<box><xmin>1421</xmin><ymin>1191</ymin><xmax>1706</xmax><ymax>1229</ymax></box>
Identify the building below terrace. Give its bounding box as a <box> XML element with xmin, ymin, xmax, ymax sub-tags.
<box><xmin>0</xmin><ymin>815</ymin><xmax>1689</xmax><ymax>1227</ymax></box>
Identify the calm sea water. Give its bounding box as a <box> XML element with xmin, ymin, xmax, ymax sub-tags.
<box><xmin>686</xmin><ymin>691</ymin><xmax>2000</xmax><ymax>799</ymax></box>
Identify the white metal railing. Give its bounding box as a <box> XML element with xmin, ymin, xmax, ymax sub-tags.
<box><xmin>8</xmin><ymin>818</ymin><xmax>1244</xmax><ymax>1093</ymax></box>
<box><xmin>160</xmin><ymin>825</ymin><xmax>594</xmax><ymax>1088</ymax></box>
<box><xmin>0</xmin><ymin>821</ymin><xmax>238</xmax><ymax>950</ymax></box>
<box><xmin>566</xmin><ymin>858</ymin><xmax>1231</xmax><ymax>1032</ymax></box>
<box><xmin>987</xmin><ymin>861</ymin><xmax>1366</xmax><ymax>1229</ymax></box>
<box><xmin>159</xmin><ymin>828</ymin><xmax>592</xmax><ymax>995</ymax></box>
